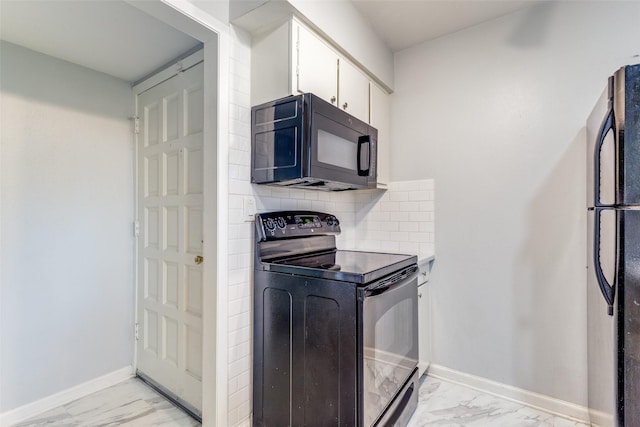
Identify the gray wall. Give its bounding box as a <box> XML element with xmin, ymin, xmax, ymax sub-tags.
<box><xmin>1</xmin><ymin>42</ymin><xmax>135</xmax><ymax>412</ymax></box>
<box><xmin>391</xmin><ymin>1</ymin><xmax>640</xmax><ymax>405</ymax></box>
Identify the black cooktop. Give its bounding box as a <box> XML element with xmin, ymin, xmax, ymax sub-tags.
<box><xmin>268</xmin><ymin>250</ymin><xmax>416</xmax><ymax>284</ymax></box>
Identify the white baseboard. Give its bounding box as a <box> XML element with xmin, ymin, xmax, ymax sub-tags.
<box><xmin>427</xmin><ymin>364</ymin><xmax>591</xmax><ymax>424</ymax></box>
<box><xmin>1</xmin><ymin>365</ymin><xmax>133</xmax><ymax>427</ymax></box>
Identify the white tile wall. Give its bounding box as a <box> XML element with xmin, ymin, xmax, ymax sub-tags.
<box><xmin>227</xmin><ymin>27</ymin><xmax>435</xmax><ymax>426</ymax></box>
<box><xmin>353</xmin><ymin>180</ymin><xmax>435</xmax><ymax>261</ymax></box>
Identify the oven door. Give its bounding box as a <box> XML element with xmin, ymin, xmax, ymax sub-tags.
<box><xmin>360</xmin><ymin>265</ymin><xmax>419</xmax><ymax>427</ymax></box>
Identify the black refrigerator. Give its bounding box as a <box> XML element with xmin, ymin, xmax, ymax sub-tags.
<box><xmin>587</xmin><ymin>63</ymin><xmax>640</xmax><ymax>427</ymax></box>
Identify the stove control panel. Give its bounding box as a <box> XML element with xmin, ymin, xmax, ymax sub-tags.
<box><xmin>256</xmin><ymin>211</ymin><xmax>341</xmax><ymax>240</ymax></box>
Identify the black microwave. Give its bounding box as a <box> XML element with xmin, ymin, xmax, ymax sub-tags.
<box><xmin>251</xmin><ymin>93</ymin><xmax>377</xmax><ymax>191</ymax></box>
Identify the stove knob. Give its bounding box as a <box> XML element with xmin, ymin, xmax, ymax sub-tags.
<box><xmin>276</xmin><ymin>217</ymin><xmax>286</xmax><ymax>229</ymax></box>
<box><xmin>264</xmin><ymin>218</ymin><xmax>276</xmax><ymax>231</ymax></box>
<box><xmin>326</xmin><ymin>216</ymin><xmax>334</xmax><ymax>226</ymax></box>
<box><xmin>328</xmin><ymin>216</ymin><xmax>339</xmax><ymax>226</ymax></box>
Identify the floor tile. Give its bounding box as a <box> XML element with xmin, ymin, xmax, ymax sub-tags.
<box><xmin>407</xmin><ymin>376</ymin><xmax>590</xmax><ymax>427</ymax></box>
<box><xmin>16</xmin><ymin>378</ymin><xmax>200</xmax><ymax>427</ymax></box>
<box><xmin>16</xmin><ymin>375</ymin><xmax>591</xmax><ymax>427</ymax></box>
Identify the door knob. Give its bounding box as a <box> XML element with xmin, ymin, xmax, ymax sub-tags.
<box><xmin>195</xmin><ymin>255</ymin><xmax>204</xmax><ymax>265</ymax></box>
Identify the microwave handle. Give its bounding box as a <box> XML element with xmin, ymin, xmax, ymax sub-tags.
<box><xmin>357</xmin><ymin>135</ymin><xmax>371</xmax><ymax>177</ymax></box>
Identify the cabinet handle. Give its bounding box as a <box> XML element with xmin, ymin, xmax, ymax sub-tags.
<box><xmin>330</xmin><ymin>96</ymin><xmax>336</xmax><ymax>104</ymax></box>
<box><xmin>418</xmin><ymin>292</ymin><xmax>422</xmax><ymax>298</ymax></box>
<box><xmin>343</xmin><ymin>102</ymin><xmax>348</xmax><ymax>109</ymax></box>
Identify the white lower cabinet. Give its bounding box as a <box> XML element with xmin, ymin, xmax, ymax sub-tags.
<box><xmin>417</xmin><ymin>259</ymin><xmax>434</xmax><ymax>377</ymax></box>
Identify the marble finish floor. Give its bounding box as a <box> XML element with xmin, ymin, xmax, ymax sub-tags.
<box><xmin>15</xmin><ymin>375</ymin><xmax>590</xmax><ymax>426</ymax></box>
<box><xmin>14</xmin><ymin>378</ymin><xmax>200</xmax><ymax>427</ymax></box>
<box><xmin>407</xmin><ymin>376</ymin><xmax>590</xmax><ymax>427</ymax></box>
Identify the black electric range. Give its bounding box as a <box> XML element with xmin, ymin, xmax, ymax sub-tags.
<box><xmin>253</xmin><ymin>210</ymin><xmax>419</xmax><ymax>427</ymax></box>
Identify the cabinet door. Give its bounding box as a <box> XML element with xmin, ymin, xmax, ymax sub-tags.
<box><xmin>296</xmin><ymin>23</ymin><xmax>338</xmax><ymax>106</ymax></box>
<box><xmin>418</xmin><ymin>282</ymin><xmax>431</xmax><ymax>377</ymax></box>
<box><xmin>338</xmin><ymin>59</ymin><xmax>370</xmax><ymax>123</ymax></box>
<box><xmin>370</xmin><ymin>83</ymin><xmax>390</xmax><ymax>187</ymax></box>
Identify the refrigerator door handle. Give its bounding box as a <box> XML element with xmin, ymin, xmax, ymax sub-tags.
<box><xmin>593</xmin><ymin>207</ymin><xmax>616</xmax><ymax>315</ymax></box>
<box><xmin>594</xmin><ymin>108</ymin><xmax>614</xmax><ymax>207</ymax></box>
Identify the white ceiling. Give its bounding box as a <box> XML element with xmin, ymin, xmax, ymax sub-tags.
<box><xmin>0</xmin><ymin>0</ymin><xmax>539</xmax><ymax>83</ymax></box>
<box><xmin>352</xmin><ymin>0</ymin><xmax>540</xmax><ymax>52</ymax></box>
<box><xmin>0</xmin><ymin>0</ymin><xmax>201</xmax><ymax>83</ymax></box>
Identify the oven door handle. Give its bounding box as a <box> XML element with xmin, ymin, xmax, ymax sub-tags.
<box><xmin>364</xmin><ymin>266</ymin><xmax>419</xmax><ymax>297</ymax></box>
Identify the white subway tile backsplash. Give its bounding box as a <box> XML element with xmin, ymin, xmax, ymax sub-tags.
<box><xmin>228</xmin><ymin>254</ymin><xmax>251</xmax><ymax>270</ymax></box>
<box><xmin>409</xmin><ymin>211</ymin><xmax>427</xmax><ymax>222</ymax></box>
<box><xmin>382</xmin><ymin>221</ymin><xmax>400</xmax><ymax>232</ymax></box>
<box><xmin>236</xmin><ymin>371</ymin><xmax>251</xmax><ymax>390</ymax></box>
<box><xmin>228</xmin><ymin>326</ymin><xmax>251</xmax><ymax>349</ymax></box>
<box><xmin>227</xmin><ymin>282</ymin><xmax>250</xmax><ymax>301</ymax></box>
<box><xmin>398</xmin><ymin>241</ymin><xmax>420</xmax><ymax>254</ymax></box>
<box><xmin>228</xmin><ymin>385</ymin><xmax>251</xmax><ymax>415</ymax></box>
<box><xmin>388</xmin><ymin>191</ymin><xmax>409</xmax><ymax>202</ymax></box>
<box><xmin>394</xmin><ymin>211</ymin><xmax>410</xmax><ymax>222</ymax></box>
<box><xmin>227</xmin><ymin>268</ymin><xmax>252</xmax><ymax>286</ymax></box>
<box><xmin>237</xmin><ymin>403</ymin><xmax>252</xmax><ymax>426</ymax></box>
<box><xmin>229</xmin><ymin>178</ymin><xmax>253</xmax><ymax>195</ymax></box>
<box><xmin>228</xmin><ymin>312</ymin><xmax>250</xmax><ymax>332</ymax></box>
<box><xmin>229</xmin><ymin>195</ymin><xmax>243</xmax><ymax>209</ymax></box>
<box><xmin>228</xmin><ymin>377</ymin><xmax>239</xmax><ymax>397</ymax></box>
<box><xmin>389</xmin><ymin>231</ymin><xmax>409</xmax><ymax>242</ymax></box>
<box><xmin>420</xmin><ymin>222</ymin><xmax>435</xmax><ymax>233</ymax></box>
<box><xmin>311</xmin><ymin>200</ymin><xmax>336</xmax><ymax>212</ymax></box>
<box><xmin>398</xmin><ymin>201</ymin><xmax>420</xmax><ymax>212</ymax></box>
<box><xmin>227</xmin><ymin>297</ymin><xmax>250</xmax><ymax>317</ymax></box>
<box><xmin>255</xmin><ymin>197</ymin><xmax>281</xmax><ymax>211</ymax></box>
<box><xmin>408</xmin><ymin>190</ymin><xmax>429</xmax><ymax>201</ymax></box>
<box><xmin>409</xmin><ymin>232</ymin><xmax>430</xmax><ymax>243</ymax></box>
<box><xmin>296</xmin><ymin>199</ymin><xmax>314</xmax><ymax>210</ymax></box>
<box><xmin>229</xmin><ymin>148</ymin><xmax>251</xmax><ymax>166</ymax></box>
<box><xmin>269</xmin><ymin>187</ymin><xmax>291</xmax><ymax>199</ymax></box>
<box><xmin>228</xmin><ymin>341</ymin><xmax>251</xmax><ymax>365</ymax></box>
<box><xmin>354</xmin><ymin>179</ymin><xmax>435</xmax><ymax>260</ymax></box>
<box><xmin>419</xmin><ymin>201</ymin><xmax>435</xmax><ymax>211</ymax></box>
<box><xmin>379</xmin><ymin>201</ymin><xmax>399</xmax><ymax>212</ymax></box>
<box><xmin>280</xmin><ymin>198</ymin><xmax>299</xmax><ymax>210</ymax></box>
<box><xmin>399</xmin><ymin>222</ymin><xmax>419</xmax><ymax>232</ymax></box>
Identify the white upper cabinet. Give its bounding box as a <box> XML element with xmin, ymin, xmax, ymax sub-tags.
<box><xmin>250</xmin><ymin>17</ymin><xmax>390</xmax><ymax>188</ymax></box>
<box><xmin>370</xmin><ymin>82</ymin><xmax>390</xmax><ymax>187</ymax></box>
<box><xmin>338</xmin><ymin>59</ymin><xmax>370</xmax><ymax>123</ymax></box>
<box><xmin>296</xmin><ymin>23</ymin><xmax>339</xmax><ymax>106</ymax></box>
<box><xmin>295</xmin><ymin>22</ymin><xmax>369</xmax><ymax>123</ymax></box>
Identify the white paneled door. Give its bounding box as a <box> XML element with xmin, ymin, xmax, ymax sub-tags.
<box><xmin>136</xmin><ymin>57</ymin><xmax>204</xmax><ymax>414</ymax></box>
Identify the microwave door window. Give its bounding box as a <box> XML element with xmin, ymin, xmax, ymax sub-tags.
<box><xmin>317</xmin><ymin>129</ymin><xmax>357</xmax><ymax>171</ymax></box>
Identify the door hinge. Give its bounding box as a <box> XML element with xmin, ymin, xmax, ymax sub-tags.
<box><xmin>134</xmin><ymin>220</ymin><xmax>140</xmax><ymax>237</ymax></box>
<box><xmin>130</xmin><ymin>116</ymin><xmax>140</xmax><ymax>134</ymax></box>
<box><xmin>135</xmin><ymin>323</ymin><xmax>140</xmax><ymax>341</ymax></box>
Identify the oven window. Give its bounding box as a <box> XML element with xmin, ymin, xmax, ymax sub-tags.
<box><xmin>362</xmin><ymin>276</ymin><xmax>418</xmax><ymax>427</ymax></box>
